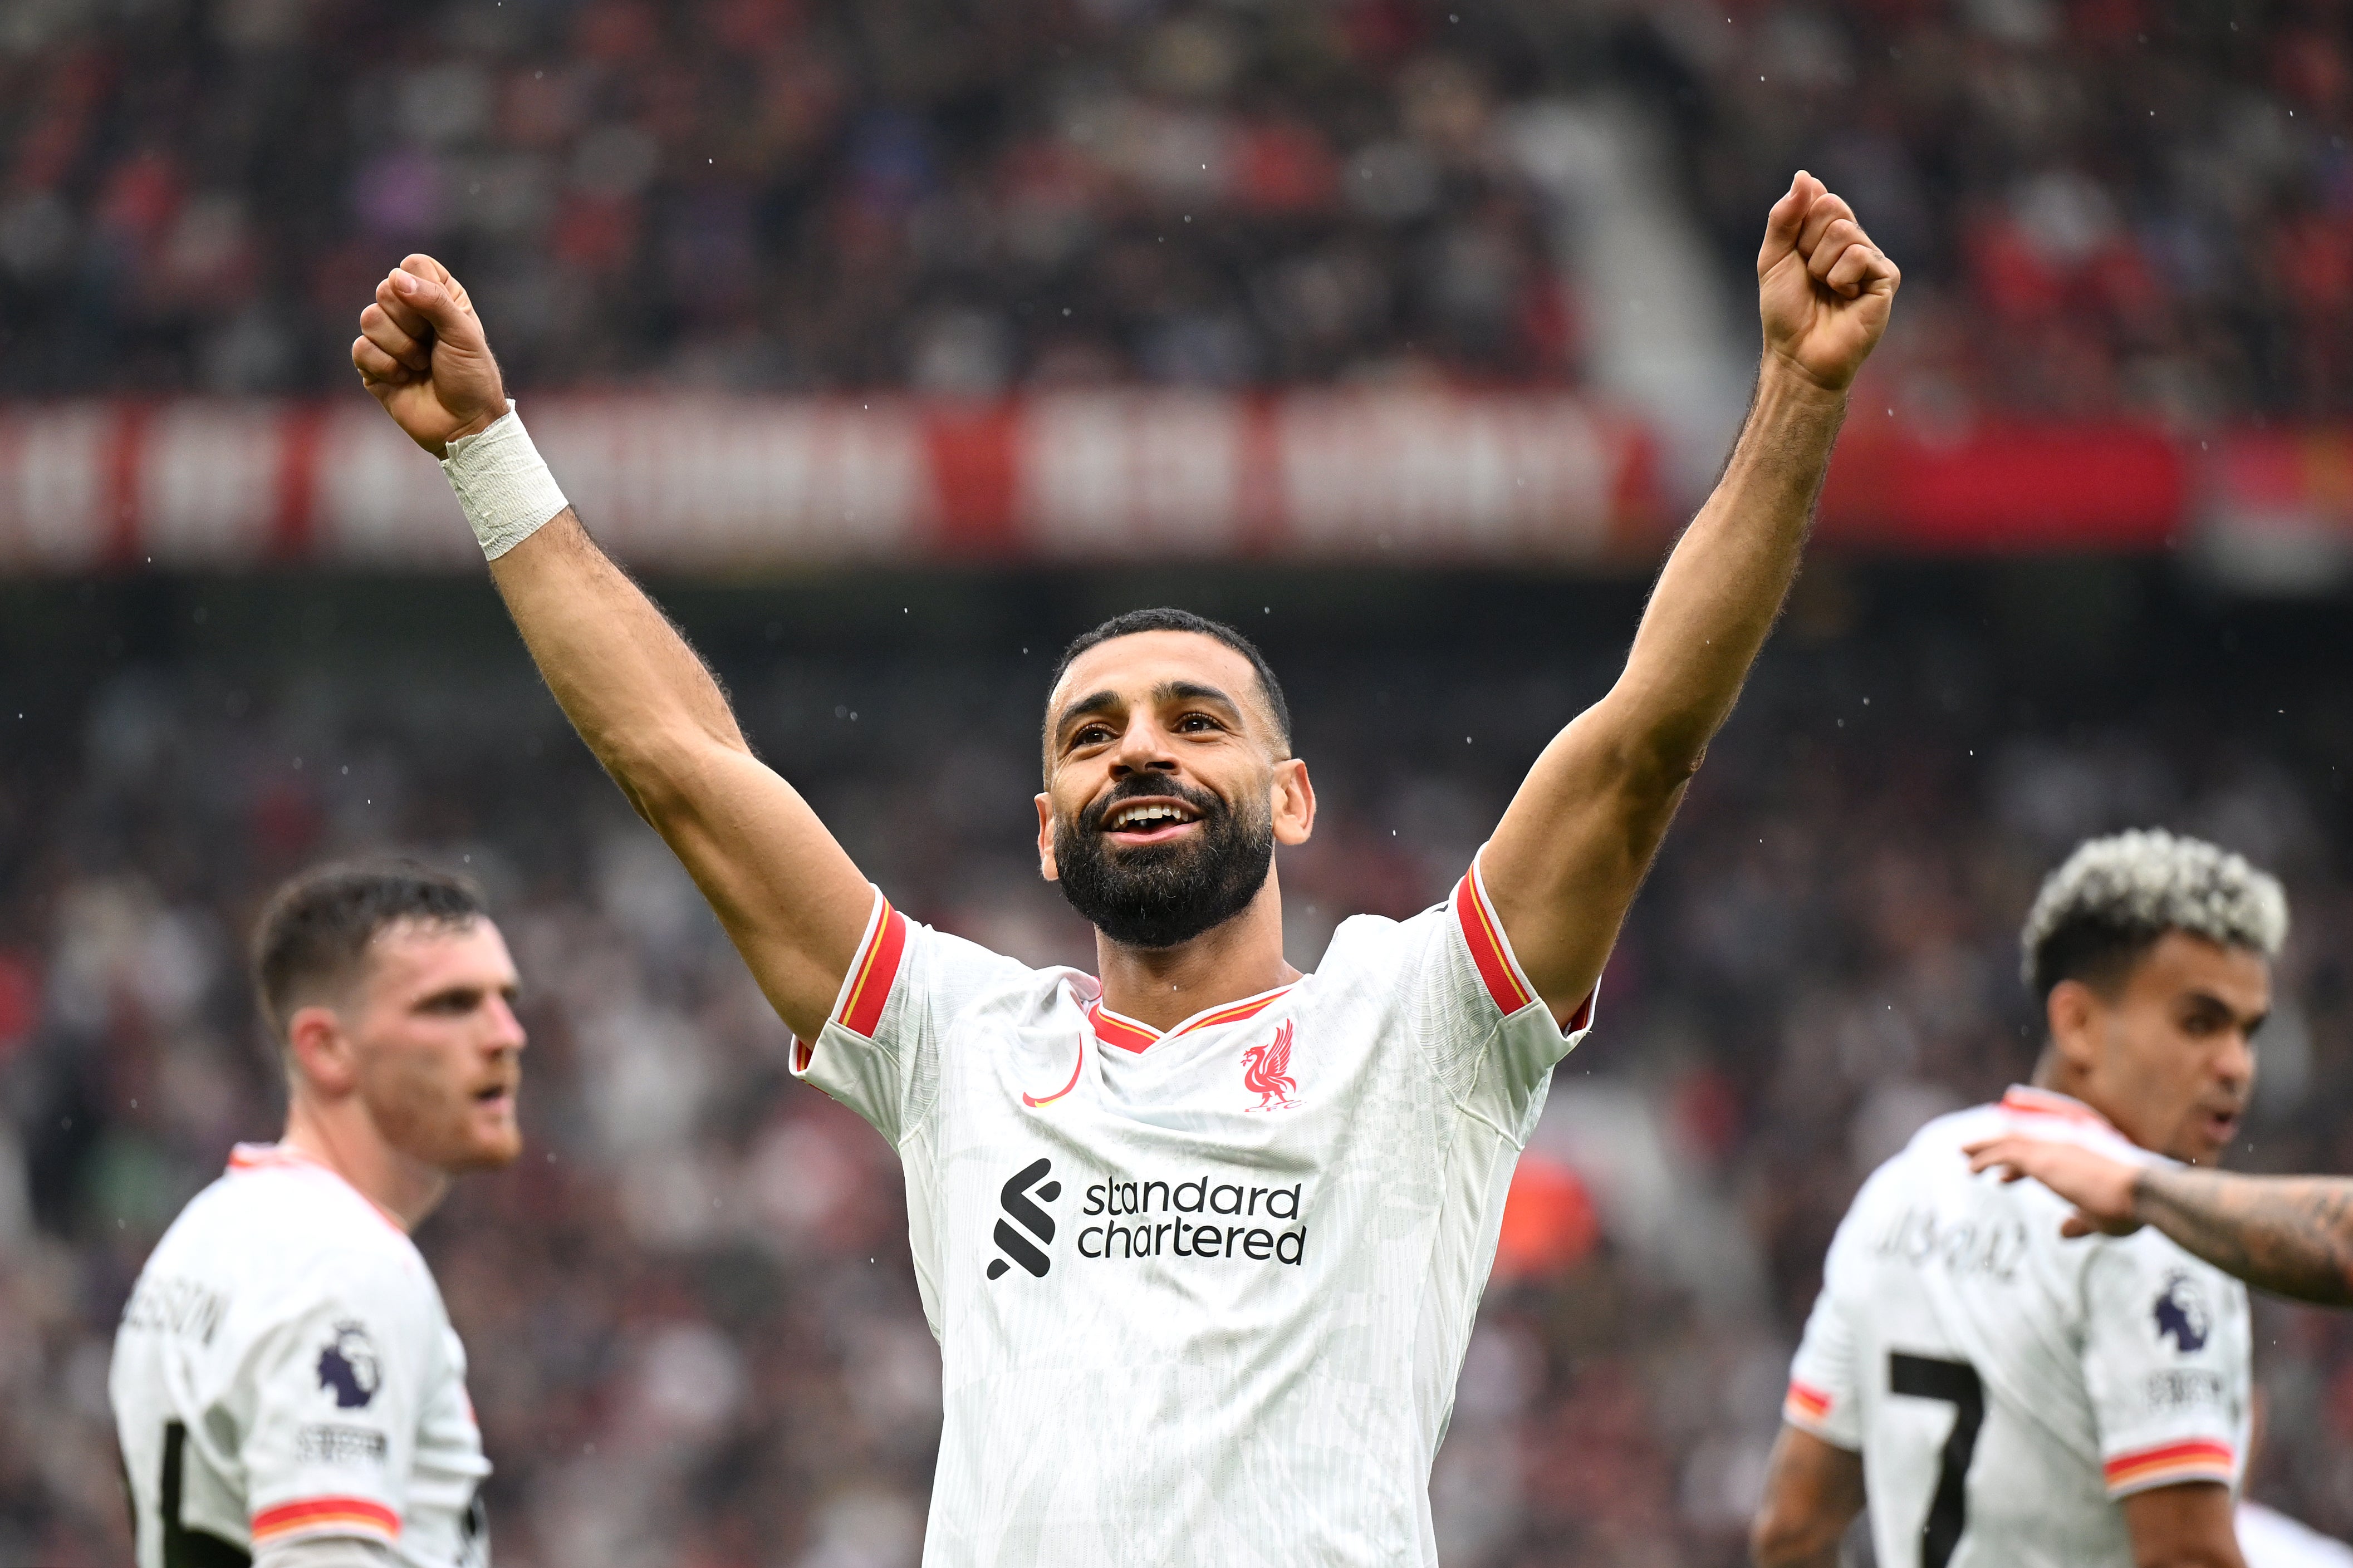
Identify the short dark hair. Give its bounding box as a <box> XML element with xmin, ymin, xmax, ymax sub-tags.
<box><xmin>1047</xmin><ymin>608</ymin><xmax>1293</xmax><ymax>754</ymax></box>
<box><xmin>2021</xmin><ymin>829</ymin><xmax>2287</xmax><ymax>1006</ymax></box>
<box><xmin>252</xmin><ymin>860</ymin><xmax>487</xmax><ymax>1039</ymax></box>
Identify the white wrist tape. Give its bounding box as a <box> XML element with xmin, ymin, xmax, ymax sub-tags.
<box><xmin>438</xmin><ymin>402</ymin><xmax>568</xmax><ymax>560</ymax></box>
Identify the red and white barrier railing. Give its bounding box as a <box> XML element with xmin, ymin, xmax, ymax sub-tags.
<box><xmin>0</xmin><ymin>392</ymin><xmax>1660</xmax><ymax>572</ymax></box>
<box><xmin>1</xmin><ymin>394</ymin><xmax>2344</xmax><ymax>579</ymax></box>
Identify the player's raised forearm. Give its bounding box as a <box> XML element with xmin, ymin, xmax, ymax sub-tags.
<box><xmin>1484</xmin><ymin>173</ymin><xmax>1894</xmax><ymax>1015</ymax></box>
<box><xmin>2135</xmin><ymin>1168</ymin><xmax>2353</xmax><ymax>1306</ymax></box>
<box><xmin>486</xmin><ymin>512</ymin><xmax>746</xmax><ymax>809</ymax></box>
<box><xmin>483</xmin><ymin>511</ymin><xmax>867</xmax><ymax>1035</ymax></box>
<box><xmin>1611</xmin><ymin>361</ymin><xmax>1844</xmax><ymax>776</ymax></box>
<box><xmin>352</xmin><ymin>255</ymin><xmax>867</xmax><ymax>1037</ymax></box>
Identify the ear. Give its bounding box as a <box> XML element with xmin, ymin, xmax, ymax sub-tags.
<box><xmin>2045</xmin><ymin>980</ymin><xmax>2103</xmax><ymax>1074</ymax></box>
<box><xmin>285</xmin><ymin>1004</ymin><xmax>359</xmax><ymax>1098</ymax></box>
<box><xmin>1036</xmin><ymin>792</ymin><xmax>1060</xmax><ymax>882</ymax></box>
<box><xmin>1271</xmin><ymin>757</ymin><xmax>1316</xmax><ymax>847</ymax></box>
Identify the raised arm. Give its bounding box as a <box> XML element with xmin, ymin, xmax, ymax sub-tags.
<box><xmin>1484</xmin><ymin>172</ymin><xmax>1899</xmax><ymax>1018</ymax></box>
<box><xmin>351</xmin><ymin>255</ymin><xmax>870</xmax><ymax>1041</ymax></box>
<box><xmin>1969</xmin><ymin>1133</ymin><xmax>2353</xmax><ymax>1308</ymax></box>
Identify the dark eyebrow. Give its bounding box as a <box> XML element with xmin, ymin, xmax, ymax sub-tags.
<box><xmin>1053</xmin><ymin>690</ymin><xmax>1123</xmax><ymax>744</ymax></box>
<box><xmin>2183</xmin><ymin>989</ymin><xmax>2268</xmax><ymax>1029</ymax></box>
<box><xmin>1052</xmin><ymin>681</ymin><xmax>1244</xmax><ymax>746</ymax></box>
<box><xmin>1162</xmin><ymin>681</ymin><xmax>1241</xmax><ymax>715</ymax></box>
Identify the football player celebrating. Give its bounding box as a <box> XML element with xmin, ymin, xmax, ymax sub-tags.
<box><xmin>1752</xmin><ymin>830</ymin><xmax>2278</xmax><ymax>1568</ymax></box>
<box><xmin>112</xmin><ymin>863</ymin><xmax>523</xmax><ymax>1568</ymax></box>
<box><xmin>350</xmin><ymin>172</ymin><xmax>1895</xmax><ymax>1565</ymax></box>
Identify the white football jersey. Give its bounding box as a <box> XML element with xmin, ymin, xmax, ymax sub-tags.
<box><xmin>1784</xmin><ymin>1088</ymin><xmax>2252</xmax><ymax>1568</ymax></box>
<box><xmin>2242</xmin><ymin>1503</ymin><xmax>2353</xmax><ymax>1568</ymax></box>
<box><xmin>111</xmin><ymin>1144</ymin><xmax>491</xmax><ymax>1568</ymax></box>
<box><xmin>792</xmin><ymin>856</ymin><xmax>1594</xmax><ymax>1567</ymax></box>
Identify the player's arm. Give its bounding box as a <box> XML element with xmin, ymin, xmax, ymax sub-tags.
<box><xmin>351</xmin><ymin>256</ymin><xmax>868</xmax><ymax>1041</ymax></box>
<box><xmin>1482</xmin><ymin>171</ymin><xmax>1897</xmax><ymax>1020</ymax></box>
<box><xmin>1748</xmin><ymin>1424</ymin><xmax>1864</xmax><ymax>1568</ymax></box>
<box><xmin>2122</xmin><ymin>1483</ymin><xmax>2247</xmax><ymax>1568</ymax></box>
<box><xmin>1969</xmin><ymin>1133</ymin><xmax>2353</xmax><ymax>1307</ymax></box>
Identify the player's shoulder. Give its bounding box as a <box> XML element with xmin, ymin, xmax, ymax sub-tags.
<box><xmin>1310</xmin><ymin>901</ymin><xmax>1452</xmax><ymax>980</ymax></box>
<box><xmin>1837</xmin><ymin>1100</ymin><xmax>2050</xmax><ymax>1234</ymax></box>
<box><xmin>1854</xmin><ymin>1101</ymin><xmax>2008</xmax><ymax>1193</ymax></box>
<box><xmin>900</xmin><ymin>917</ymin><xmax>1062</xmax><ymax>1008</ymax></box>
<box><xmin>172</xmin><ymin>1148</ymin><xmax>434</xmax><ymax>1307</ymax></box>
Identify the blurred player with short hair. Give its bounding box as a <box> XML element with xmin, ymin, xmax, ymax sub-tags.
<box><xmin>350</xmin><ymin>173</ymin><xmax>1896</xmax><ymax>1564</ymax></box>
<box><xmin>112</xmin><ymin>862</ymin><xmax>524</xmax><ymax>1568</ymax></box>
<box><xmin>1752</xmin><ymin>829</ymin><xmax>2280</xmax><ymax>1568</ymax></box>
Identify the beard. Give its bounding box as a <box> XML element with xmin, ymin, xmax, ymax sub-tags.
<box><xmin>1053</xmin><ymin>776</ymin><xmax>1276</xmax><ymax>949</ymax></box>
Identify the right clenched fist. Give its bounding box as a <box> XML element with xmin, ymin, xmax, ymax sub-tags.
<box><xmin>352</xmin><ymin>254</ymin><xmax>510</xmax><ymax>457</ymax></box>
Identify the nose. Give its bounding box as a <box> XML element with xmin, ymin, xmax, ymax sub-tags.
<box><xmin>486</xmin><ymin>993</ymin><xmax>527</xmax><ymax>1054</ymax></box>
<box><xmin>1107</xmin><ymin>711</ymin><xmax>1178</xmax><ymax>778</ymax></box>
<box><xmin>2215</xmin><ymin>1027</ymin><xmax>2254</xmax><ymax>1095</ymax></box>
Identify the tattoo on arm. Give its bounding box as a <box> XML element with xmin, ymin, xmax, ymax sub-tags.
<box><xmin>2136</xmin><ymin>1169</ymin><xmax>2353</xmax><ymax>1306</ymax></box>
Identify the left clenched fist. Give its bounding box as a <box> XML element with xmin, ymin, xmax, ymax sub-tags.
<box><xmin>1757</xmin><ymin>170</ymin><xmax>1900</xmax><ymax>394</ymax></box>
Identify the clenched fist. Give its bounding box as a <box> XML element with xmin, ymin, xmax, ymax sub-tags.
<box><xmin>352</xmin><ymin>255</ymin><xmax>510</xmax><ymax>457</ymax></box>
<box><xmin>1757</xmin><ymin>171</ymin><xmax>1899</xmax><ymax>394</ymax></box>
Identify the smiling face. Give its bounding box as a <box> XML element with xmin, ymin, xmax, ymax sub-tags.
<box><xmin>2049</xmin><ymin>930</ymin><xmax>2268</xmax><ymax>1165</ymax></box>
<box><xmin>1037</xmin><ymin>630</ymin><xmax>1314</xmax><ymax>948</ymax></box>
<box><xmin>315</xmin><ymin>917</ymin><xmax>528</xmax><ymax>1172</ymax></box>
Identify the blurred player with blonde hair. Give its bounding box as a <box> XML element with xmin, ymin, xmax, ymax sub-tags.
<box><xmin>1753</xmin><ymin>829</ymin><xmax>2282</xmax><ymax>1568</ymax></box>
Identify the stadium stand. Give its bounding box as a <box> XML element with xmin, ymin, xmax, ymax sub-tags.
<box><xmin>3</xmin><ymin>570</ymin><xmax>2351</xmax><ymax>1567</ymax></box>
<box><xmin>4</xmin><ymin>1</ymin><xmax>2346</xmax><ymax>422</ymax></box>
<box><xmin>0</xmin><ymin>0</ymin><xmax>1580</xmax><ymax>396</ymax></box>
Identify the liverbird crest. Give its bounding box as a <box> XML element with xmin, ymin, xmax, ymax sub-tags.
<box><xmin>1241</xmin><ymin>1020</ymin><xmax>1298</xmax><ymax>1111</ymax></box>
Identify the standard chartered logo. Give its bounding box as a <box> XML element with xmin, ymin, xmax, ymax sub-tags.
<box><xmin>984</xmin><ymin>1158</ymin><xmax>1311</xmax><ymax>1278</ymax></box>
<box><xmin>1079</xmin><ymin>1171</ymin><xmax>1307</xmax><ymax>1265</ymax></box>
<box><xmin>987</xmin><ymin>1158</ymin><xmax>1061</xmax><ymax>1280</ymax></box>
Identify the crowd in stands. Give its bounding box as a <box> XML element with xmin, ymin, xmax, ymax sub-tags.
<box><xmin>0</xmin><ymin>0</ymin><xmax>1579</xmax><ymax>397</ymax></box>
<box><xmin>1666</xmin><ymin>0</ymin><xmax>2353</xmax><ymax>421</ymax></box>
<box><xmin>6</xmin><ymin>576</ymin><xmax>2353</xmax><ymax>1567</ymax></box>
<box><xmin>3</xmin><ymin>0</ymin><xmax>2349</xmax><ymax>417</ymax></box>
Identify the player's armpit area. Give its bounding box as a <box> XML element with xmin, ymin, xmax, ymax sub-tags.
<box><xmin>1748</xmin><ymin>1423</ymin><xmax>1864</xmax><ymax>1568</ymax></box>
<box><xmin>254</xmin><ymin>1534</ymin><xmax>400</xmax><ymax>1568</ymax></box>
<box><xmin>2121</xmin><ymin>1481</ymin><xmax>2247</xmax><ymax>1568</ymax></box>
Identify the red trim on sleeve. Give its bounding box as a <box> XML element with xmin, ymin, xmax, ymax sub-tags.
<box><xmin>1785</xmin><ymin>1380</ymin><xmax>1833</xmax><ymax>1422</ymax></box>
<box><xmin>1453</xmin><ymin>868</ymin><xmax>1535</xmax><ymax>1015</ymax></box>
<box><xmin>250</xmin><ymin>1497</ymin><xmax>399</xmax><ymax>1543</ymax></box>
<box><xmin>2103</xmin><ymin>1439</ymin><xmax>2236</xmax><ymax>1493</ymax></box>
<box><xmin>837</xmin><ymin>900</ymin><xmax>909</xmax><ymax>1038</ymax></box>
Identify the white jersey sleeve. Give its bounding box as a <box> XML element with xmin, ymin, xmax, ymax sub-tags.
<box><xmin>2082</xmin><ymin>1235</ymin><xmax>2250</xmax><ymax>1497</ymax></box>
<box><xmin>240</xmin><ymin>1246</ymin><xmax>436</xmax><ymax>1552</ymax></box>
<box><xmin>1407</xmin><ymin>851</ymin><xmax>1596</xmax><ymax>1134</ymax></box>
<box><xmin>790</xmin><ymin>886</ymin><xmax>1038</xmax><ymax>1142</ymax></box>
<box><xmin>1783</xmin><ymin>1238</ymin><xmax>1865</xmax><ymax>1451</ymax></box>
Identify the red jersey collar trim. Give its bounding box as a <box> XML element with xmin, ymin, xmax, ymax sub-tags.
<box><xmin>1086</xmin><ymin>985</ymin><xmax>1295</xmax><ymax>1054</ymax></box>
<box><xmin>227</xmin><ymin>1143</ymin><xmax>408</xmax><ymax>1232</ymax></box>
<box><xmin>1998</xmin><ymin>1085</ymin><xmax>2118</xmax><ymax>1132</ymax></box>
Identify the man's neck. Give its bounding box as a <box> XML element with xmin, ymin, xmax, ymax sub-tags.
<box><xmin>2028</xmin><ymin>1054</ymin><xmax>2141</xmax><ymax>1148</ymax></box>
<box><xmin>1094</xmin><ymin>877</ymin><xmax>1298</xmax><ymax>1033</ymax></box>
<box><xmin>282</xmin><ymin>1102</ymin><xmax>447</xmax><ymax>1232</ymax></box>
